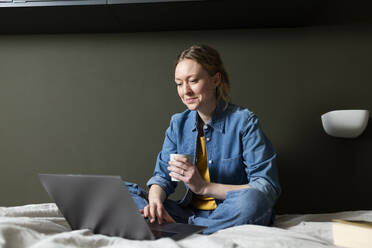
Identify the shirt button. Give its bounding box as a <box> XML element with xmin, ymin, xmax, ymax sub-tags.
<box><xmin>206</xmin><ymin>137</ymin><xmax>210</xmax><ymax>142</ymax></box>
<box><xmin>203</xmin><ymin>125</ymin><xmax>208</xmax><ymax>130</ymax></box>
<box><xmin>208</xmin><ymin>160</ymin><xmax>213</xmax><ymax>164</ymax></box>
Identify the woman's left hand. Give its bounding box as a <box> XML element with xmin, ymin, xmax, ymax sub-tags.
<box><xmin>168</xmin><ymin>157</ymin><xmax>208</xmax><ymax>195</ymax></box>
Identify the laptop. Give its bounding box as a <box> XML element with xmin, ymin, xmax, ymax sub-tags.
<box><xmin>38</xmin><ymin>174</ymin><xmax>206</xmax><ymax>240</ymax></box>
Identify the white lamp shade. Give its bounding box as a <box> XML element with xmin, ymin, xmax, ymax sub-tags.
<box><xmin>321</xmin><ymin>110</ymin><xmax>369</xmax><ymax>138</ymax></box>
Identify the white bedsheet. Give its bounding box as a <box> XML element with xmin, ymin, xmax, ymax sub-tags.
<box><xmin>1</xmin><ymin>203</ymin><xmax>372</xmax><ymax>248</ymax></box>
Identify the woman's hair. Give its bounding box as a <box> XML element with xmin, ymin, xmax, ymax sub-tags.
<box><xmin>175</xmin><ymin>44</ymin><xmax>231</xmax><ymax>106</ymax></box>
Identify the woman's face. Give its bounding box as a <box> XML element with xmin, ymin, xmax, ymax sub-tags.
<box><xmin>175</xmin><ymin>59</ymin><xmax>220</xmax><ymax>112</ymax></box>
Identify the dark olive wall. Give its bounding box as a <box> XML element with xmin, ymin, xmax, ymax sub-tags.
<box><xmin>1</xmin><ymin>24</ymin><xmax>372</xmax><ymax>213</ymax></box>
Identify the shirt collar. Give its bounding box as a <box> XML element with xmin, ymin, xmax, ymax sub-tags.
<box><xmin>191</xmin><ymin>100</ymin><xmax>227</xmax><ymax>133</ymax></box>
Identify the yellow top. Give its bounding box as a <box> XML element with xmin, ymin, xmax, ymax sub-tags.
<box><xmin>190</xmin><ymin>135</ymin><xmax>217</xmax><ymax>210</ymax></box>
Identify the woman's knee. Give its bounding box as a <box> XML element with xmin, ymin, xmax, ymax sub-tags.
<box><xmin>124</xmin><ymin>181</ymin><xmax>147</xmax><ymax>197</ymax></box>
<box><xmin>224</xmin><ymin>188</ymin><xmax>273</xmax><ymax>225</ymax></box>
<box><xmin>123</xmin><ymin>181</ymin><xmax>148</xmax><ymax>209</ymax></box>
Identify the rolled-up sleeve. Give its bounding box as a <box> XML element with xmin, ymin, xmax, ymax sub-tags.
<box><xmin>146</xmin><ymin>117</ymin><xmax>178</xmax><ymax>198</ymax></box>
<box><xmin>241</xmin><ymin>114</ymin><xmax>281</xmax><ymax>203</ymax></box>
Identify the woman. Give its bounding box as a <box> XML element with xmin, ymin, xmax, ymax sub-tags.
<box><xmin>126</xmin><ymin>44</ymin><xmax>281</xmax><ymax>234</ymax></box>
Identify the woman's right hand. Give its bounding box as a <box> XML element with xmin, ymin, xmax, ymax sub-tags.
<box><xmin>141</xmin><ymin>200</ymin><xmax>175</xmax><ymax>224</ymax></box>
<box><xmin>142</xmin><ymin>184</ymin><xmax>175</xmax><ymax>224</ymax></box>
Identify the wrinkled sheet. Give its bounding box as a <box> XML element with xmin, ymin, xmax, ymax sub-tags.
<box><xmin>1</xmin><ymin>203</ymin><xmax>372</xmax><ymax>248</ymax></box>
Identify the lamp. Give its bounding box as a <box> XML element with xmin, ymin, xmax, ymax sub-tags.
<box><xmin>321</xmin><ymin>110</ymin><xmax>369</xmax><ymax>138</ymax></box>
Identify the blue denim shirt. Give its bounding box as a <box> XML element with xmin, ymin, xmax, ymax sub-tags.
<box><xmin>147</xmin><ymin>101</ymin><xmax>281</xmax><ymax>206</ymax></box>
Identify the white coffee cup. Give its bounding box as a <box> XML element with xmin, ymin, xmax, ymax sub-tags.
<box><xmin>169</xmin><ymin>154</ymin><xmax>194</xmax><ymax>182</ymax></box>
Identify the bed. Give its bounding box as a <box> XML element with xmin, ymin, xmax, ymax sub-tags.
<box><xmin>1</xmin><ymin>203</ymin><xmax>371</xmax><ymax>247</ymax></box>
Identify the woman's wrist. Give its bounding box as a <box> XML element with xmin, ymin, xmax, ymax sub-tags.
<box><xmin>203</xmin><ymin>183</ymin><xmax>252</xmax><ymax>200</ymax></box>
<box><xmin>148</xmin><ymin>184</ymin><xmax>166</xmax><ymax>204</ymax></box>
<box><xmin>199</xmin><ymin>181</ymin><xmax>211</xmax><ymax>196</ymax></box>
